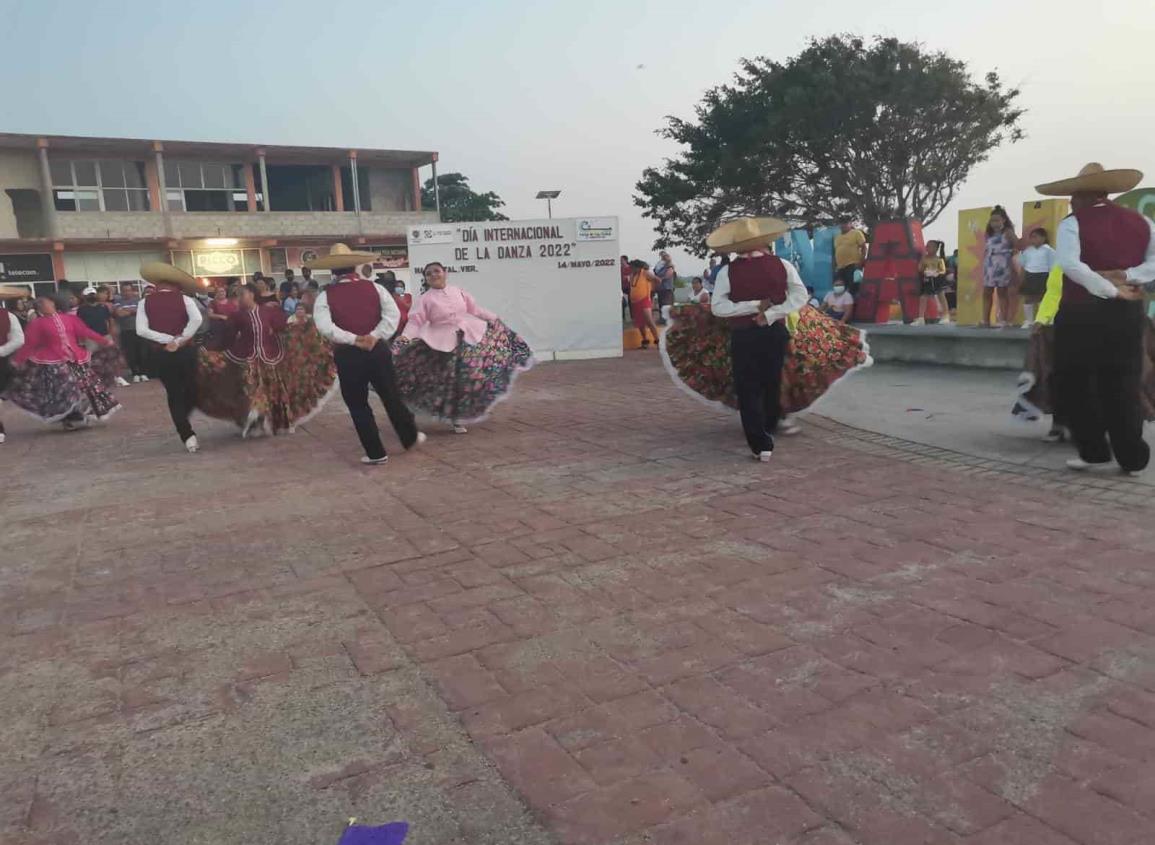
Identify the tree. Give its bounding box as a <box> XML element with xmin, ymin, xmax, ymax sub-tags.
<box><xmin>421</xmin><ymin>172</ymin><xmax>508</xmax><ymax>222</ymax></box>
<box><xmin>635</xmin><ymin>35</ymin><xmax>1024</xmax><ymax>254</ymax></box>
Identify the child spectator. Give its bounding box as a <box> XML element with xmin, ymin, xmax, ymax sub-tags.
<box><xmin>915</xmin><ymin>239</ymin><xmax>950</xmax><ymax>325</ymax></box>
<box><xmin>821</xmin><ymin>280</ymin><xmax>855</xmax><ymax>324</ymax></box>
<box><xmin>1017</xmin><ymin>227</ymin><xmax>1056</xmax><ymax>327</ymax></box>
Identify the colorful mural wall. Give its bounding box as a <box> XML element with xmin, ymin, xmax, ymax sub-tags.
<box><xmin>774</xmin><ymin>226</ymin><xmax>838</xmax><ymax>298</ymax></box>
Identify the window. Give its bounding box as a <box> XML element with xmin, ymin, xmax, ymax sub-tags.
<box><xmin>51</xmin><ymin>159</ymin><xmax>150</xmax><ymax>212</ymax></box>
<box><xmin>164</xmin><ymin>162</ymin><xmax>250</xmax><ymax>212</ymax></box>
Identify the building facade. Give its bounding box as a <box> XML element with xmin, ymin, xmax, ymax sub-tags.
<box><xmin>0</xmin><ymin>132</ymin><xmax>440</xmax><ymax>295</ymax></box>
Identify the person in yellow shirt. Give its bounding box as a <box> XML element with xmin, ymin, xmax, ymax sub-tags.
<box><xmin>914</xmin><ymin>240</ymin><xmax>950</xmax><ymax>325</ymax></box>
<box><xmin>834</xmin><ymin>217</ymin><xmax>867</xmax><ymax>294</ymax></box>
<box><xmin>627</xmin><ymin>260</ymin><xmax>661</xmax><ymax>349</ymax></box>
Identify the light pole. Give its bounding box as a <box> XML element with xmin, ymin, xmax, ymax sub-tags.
<box><xmin>536</xmin><ymin>189</ymin><xmax>561</xmax><ymax>219</ymax></box>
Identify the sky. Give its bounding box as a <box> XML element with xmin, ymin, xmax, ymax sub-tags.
<box><xmin>3</xmin><ymin>0</ymin><xmax>1155</xmax><ymax>276</ymax></box>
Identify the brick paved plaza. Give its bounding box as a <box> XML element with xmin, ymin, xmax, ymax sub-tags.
<box><xmin>2</xmin><ymin>353</ymin><xmax>1154</xmax><ymax>845</ymax></box>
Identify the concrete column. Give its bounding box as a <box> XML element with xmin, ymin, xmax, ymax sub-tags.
<box><xmin>153</xmin><ymin>141</ymin><xmax>172</xmax><ymax>237</ymax></box>
<box><xmin>411</xmin><ymin>167</ymin><xmax>421</xmax><ymax>211</ymax></box>
<box><xmin>35</xmin><ymin>138</ymin><xmax>60</xmax><ymax>239</ymax></box>
<box><xmin>431</xmin><ymin>153</ymin><xmax>441</xmax><ymax>220</ymax></box>
<box><xmin>244</xmin><ymin>162</ymin><xmax>258</xmax><ymax>212</ymax></box>
<box><xmin>349</xmin><ymin>151</ymin><xmax>363</xmax><ymax>235</ymax></box>
<box><xmin>331</xmin><ymin>164</ymin><xmax>345</xmax><ymax>212</ymax></box>
<box><xmin>257</xmin><ymin>149</ymin><xmax>271</xmax><ymax>212</ymax></box>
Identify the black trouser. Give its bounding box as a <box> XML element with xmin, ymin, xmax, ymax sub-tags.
<box><xmin>120</xmin><ymin>329</ymin><xmax>145</xmax><ymax>377</ymax></box>
<box><xmin>155</xmin><ymin>345</ymin><xmax>197</xmax><ymax>442</ymax></box>
<box><xmin>1054</xmin><ymin>300</ymin><xmax>1149</xmax><ymax>472</ymax></box>
<box><xmin>333</xmin><ymin>344</ymin><xmax>418</xmax><ymax>460</ymax></box>
<box><xmin>837</xmin><ymin>264</ymin><xmax>859</xmax><ymax>296</ymax></box>
<box><xmin>731</xmin><ymin>321</ymin><xmax>789</xmax><ymax>455</ymax></box>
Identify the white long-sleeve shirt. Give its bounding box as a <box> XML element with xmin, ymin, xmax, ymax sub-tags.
<box><xmin>710</xmin><ymin>256</ymin><xmax>810</xmax><ymax>326</ymax></box>
<box><xmin>135</xmin><ymin>294</ymin><xmax>203</xmax><ymax>344</ymax></box>
<box><xmin>312</xmin><ymin>279</ymin><xmax>401</xmax><ymax>347</ymax></box>
<box><xmin>0</xmin><ymin>313</ymin><xmax>25</xmax><ymax>358</ymax></box>
<box><xmin>1056</xmin><ymin>208</ymin><xmax>1155</xmax><ymax>300</ymax></box>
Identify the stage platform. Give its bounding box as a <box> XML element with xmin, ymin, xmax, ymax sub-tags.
<box><xmin>861</xmin><ymin>322</ymin><xmax>1028</xmax><ymax>369</ymax></box>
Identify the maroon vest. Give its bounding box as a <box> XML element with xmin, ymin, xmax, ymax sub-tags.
<box><xmin>726</xmin><ymin>255</ymin><xmax>788</xmax><ymax>328</ymax></box>
<box><xmin>0</xmin><ymin>309</ymin><xmax>9</xmax><ymax>346</ymax></box>
<box><xmin>325</xmin><ymin>278</ymin><xmax>381</xmax><ymax>336</ymax></box>
<box><xmin>1062</xmin><ymin>202</ymin><xmax>1151</xmax><ymax>306</ymax></box>
<box><xmin>143</xmin><ymin>288</ymin><xmax>190</xmax><ymax>336</ymax></box>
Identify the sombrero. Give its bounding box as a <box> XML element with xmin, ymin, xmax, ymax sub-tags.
<box><xmin>140</xmin><ymin>262</ymin><xmax>201</xmax><ymax>295</ymax></box>
<box><xmin>0</xmin><ymin>284</ymin><xmax>30</xmax><ymax>300</ymax></box>
<box><xmin>304</xmin><ymin>243</ymin><xmax>379</xmax><ymax>271</ymax></box>
<box><xmin>1035</xmin><ymin>162</ymin><xmax>1143</xmax><ymax>197</ymax></box>
<box><xmin>706</xmin><ymin>217</ymin><xmax>791</xmax><ymax>254</ymax></box>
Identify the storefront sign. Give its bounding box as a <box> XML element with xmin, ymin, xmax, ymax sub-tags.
<box><xmin>406</xmin><ymin>217</ymin><xmax>621</xmax><ymax>360</ymax></box>
<box><xmin>0</xmin><ymin>253</ymin><xmax>54</xmax><ymax>284</ymax></box>
<box><xmin>193</xmin><ymin>250</ymin><xmax>243</xmax><ymax>276</ymax></box>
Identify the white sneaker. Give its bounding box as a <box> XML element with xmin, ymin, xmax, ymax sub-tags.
<box><xmin>453</xmin><ymin>424</ymin><xmax>468</xmax><ymax>435</ymax></box>
<box><xmin>132</xmin><ymin>375</ymin><xmax>142</xmax><ymax>383</ymax></box>
<box><xmin>361</xmin><ymin>455</ymin><xmax>389</xmax><ymax>466</ymax></box>
<box><xmin>911</xmin><ymin>318</ymin><xmax>926</xmax><ymax>326</ymax></box>
<box><xmin>756</xmin><ymin>450</ymin><xmax>773</xmax><ymax>462</ymax></box>
<box><xmin>778</xmin><ymin>421</ymin><xmax>801</xmax><ymax>436</ymax></box>
<box><xmin>1020</xmin><ymin>321</ymin><xmax>1032</xmax><ymax>330</ymax></box>
<box><xmin>184</xmin><ymin>435</ymin><xmax>199</xmax><ymax>454</ymax></box>
<box><xmin>1066</xmin><ymin>458</ymin><xmax>1112</xmax><ymax>473</ymax></box>
<box><xmin>939</xmin><ymin>316</ymin><xmax>951</xmax><ymax>325</ymax></box>
<box><xmin>1122</xmin><ymin>470</ymin><xmax>1143</xmax><ymax>478</ymax></box>
<box><xmin>408</xmin><ymin>431</ymin><xmax>427</xmax><ymax>450</ymax></box>
<box><xmin>116</xmin><ymin>376</ymin><xmax>130</xmax><ymax>387</ymax></box>
<box><xmin>0</xmin><ymin>433</ymin><xmax>5</xmax><ymax>444</ymax></box>
<box><xmin>140</xmin><ymin>375</ymin><xmax>149</xmax><ymax>382</ymax></box>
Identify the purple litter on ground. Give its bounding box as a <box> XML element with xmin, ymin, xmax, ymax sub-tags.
<box><xmin>337</xmin><ymin>821</ymin><xmax>409</xmax><ymax>845</ymax></box>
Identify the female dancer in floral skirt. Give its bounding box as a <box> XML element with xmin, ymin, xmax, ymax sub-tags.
<box><xmin>392</xmin><ymin>262</ymin><xmax>533</xmax><ymax>433</ymax></box>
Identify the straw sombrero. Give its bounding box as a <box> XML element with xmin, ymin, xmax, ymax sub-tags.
<box><xmin>0</xmin><ymin>284</ymin><xmax>30</xmax><ymax>300</ymax></box>
<box><xmin>706</xmin><ymin>217</ymin><xmax>791</xmax><ymax>254</ymax></box>
<box><xmin>304</xmin><ymin>243</ymin><xmax>379</xmax><ymax>271</ymax></box>
<box><xmin>140</xmin><ymin>262</ymin><xmax>201</xmax><ymax>295</ymax></box>
<box><xmin>1036</xmin><ymin>162</ymin><xmax>1143</xmax><ymax>197</ymax></box>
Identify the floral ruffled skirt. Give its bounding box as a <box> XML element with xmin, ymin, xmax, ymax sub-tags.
<box><xmin>3</xmin><ymin>360</ymin><xmax>120</xmax><ymax>423</ymax></box>
<box><xmin>87</xmin><ymin>342</ymin><xmax>125</xmax><ymax>389</ymax></box>
<box><xmin>196</xmin><ymin>323</ymin><xmax>337</xmax><ymax>434</ymax></box>
<box><xmin>661</xmin><ymin>304</ymin><xmax>870</xmax><ymax>413</ymax></box>
<box><xmin>392</xmin><ymin>319</ymin><xmax>533</xmax><ymax>423</ymax></box>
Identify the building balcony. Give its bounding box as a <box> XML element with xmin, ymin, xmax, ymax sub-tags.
<box><xmin>52</xmin><ymin>209</ymin><xmax>439</xmax><ymax>243</ymax></box>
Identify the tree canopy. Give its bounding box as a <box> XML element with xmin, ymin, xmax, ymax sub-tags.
<box><xmin>635</xmin><ymin>35</ymin><xmax>1024</xmax><ymax>254</ymax></box>
<box><xmin>422</xmin><ymin>172</ymin><xmax>508</xmax><ymax>222</ymax></box>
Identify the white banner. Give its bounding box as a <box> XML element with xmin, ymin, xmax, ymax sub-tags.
<box><xmin>407</xmin><ymin>217</ymin><xmax>622</xmax><ymax>360</ymax></box>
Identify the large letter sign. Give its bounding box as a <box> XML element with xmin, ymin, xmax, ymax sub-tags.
<box><xmin>852</xmin><ymin>219</ymin><xmax>925</xmax><ymax>323</ymax></box>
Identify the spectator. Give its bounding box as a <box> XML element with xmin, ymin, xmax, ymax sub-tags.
<box><xmin>289</xmin><ymin>302</ymin><xmax>311</xmax><ymax>325</ymax></box>
<box><xmin>944</xmin><ymin>248</ymin><xmax>959</xmax><ymax>313</ymax></box>
<box><xmin>914</xmin><ymin>240</ymin><xmax>950</xmax><ymax>326</ymax></box>
<box><xmin>76</xmin><ymin>285</ymin><xmax>127</xmax><ymax>387</ymax></box>
<box><xmin>653</xmin><ymin>250</ymin><xmax>676</xmax><ymax>324</ymax></box>
<box><xmin>1018</xmin><ymin>227</ymin><xmax>1056</xmax><ymax>327</ymax></box>
<box><xmin>620</xmin><ymin>255</ymin><xmax>631</xmax><ymax>320</ymax></box>
<box><xmin>982</xmin><ymin>205</ymin><xmax>1018</xmax><ymax>328</ymax></box>
<box><xmin>300</xmin><ymin>265</ymin><xmax>317</xmax><ymax>288</ymax></box>
<box><xmin>834</xmin><ymin>217</ymin><xmax>867</xmax><ymax>295</ymax></box>
<box><xmin>704</xmin><ymin>255</ymin><xmax>722</xmax><ymax>291</ymax></box>
<box><xmin>13</xmin><ymin>296</ymin><xmax>33</xmax><ymax>325</ymax></box>
<box><xmin>283</xmin><ymin>268</ymin><xmax>296</xmax><ymax>289</ymax></box>
<box><xmin>254</xmin><ymin>276</ymin><xmax>277</xmax><ymax>305</ymax></box>
<box><xmin>115</xmin><ymin>283</ymin><xmax>147</xmax><ymax>382</ymax></box>
<box><xmin>821</xmin><ymin>279</ymin><xmax>855</xmax><ymax>324</ymax></box>
<box><xmin>689</xmin><ymin>277</ymin><xmax>710</xmax><ymax>306</ymax></box>
<box><xmin>627</xmin><ymin>259</ymin><xmax>661</xmax><ymax>349</ymax></box>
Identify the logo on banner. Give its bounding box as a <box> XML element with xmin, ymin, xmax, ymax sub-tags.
<box><xmin>408</xmin><ymin>225</ymin><xmax>456</xmax><ymax>245</ymax></box>
<box><xmin>194</xmin><ymin>251</ymin><xmax>242</xmax><ymax>275</ymax></box>
<box><xmin>575</xmin><ymin>218</ymin><xmax>616</xmax><ymax>242</ymax></box>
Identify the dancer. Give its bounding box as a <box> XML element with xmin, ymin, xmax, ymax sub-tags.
<box><xmin>662</xmin><ymin>217</ymin><xmax>870</xmax><ymax>461</ymax></box>
<box><xmin>3</xmin><ymin>293</ymin><xmax>120</xmax><ymax>431</ymax></box>
<box><xmin>393</xmin><ymin>261</ymin><xmax>533</xmax><ymax>434</ymax></box>
<box><xmin>0</xmin><ymin>287</ymin><xmax>28</xmax><ymax>443</ymax></box>
<box><xmin>1012</xmin><ymin>265</ymin><xmax>1068</xmax><ymax>439</ymax></box>
<box><xmin>627</xmin><ymin>260</ymin><xmax>661</xmax><ymax>349</ymax></box>
<box><xmin>138</xmin><ymin>262</ymin><xmax>204</xmax><ymax>453</ymax></box>
<box><xmin>196</xmin><ymin>283</ymin><xmax>336</xmax><ymax>436</ymax></box>
<box><xmin>309</xmin><ymin>243</ymin><xmax>423</xmax><ymax>465</ymax></box>
<box><xmin>1037</xmin><ymin>162</ymin><xmax>1155</xmax><ymax>476</ymax></box>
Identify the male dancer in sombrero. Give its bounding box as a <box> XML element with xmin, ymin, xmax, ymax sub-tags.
<box><xmin>138</xmin><ymin>262</ymin><xmax>204</xmax><ymax>453</ymax></box>
<box><xmin>1037</xmin><ymin>163</ymin><xmax>1155</xmax><ymax>477</ymax></box>
<box><xmin>309</xmin><ymin>243</ymin><xmax>424</xmax><ymax>465</ymax></box>
<box><xmin>708</xmin><ymin>217</ymin><xmax>809</xmax><ymax>461</ymax></box>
